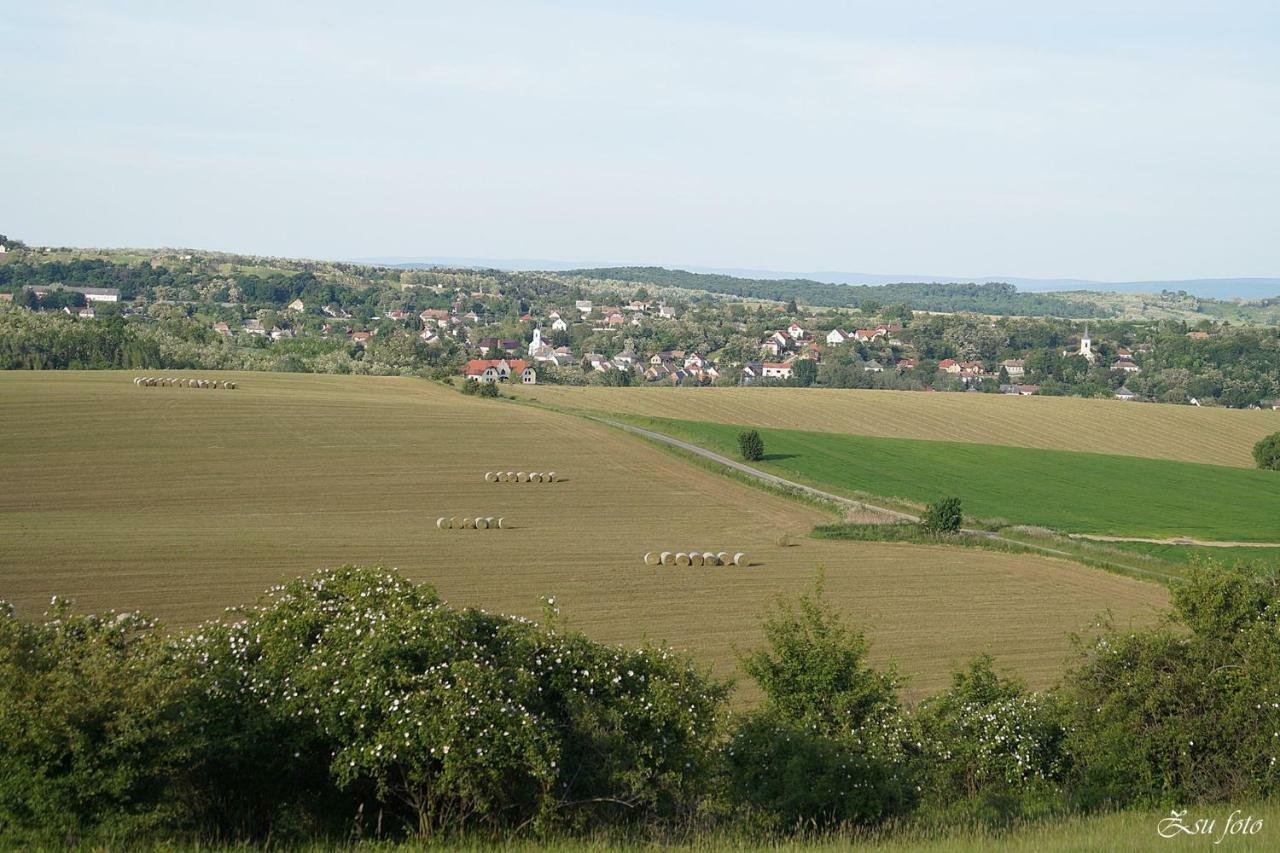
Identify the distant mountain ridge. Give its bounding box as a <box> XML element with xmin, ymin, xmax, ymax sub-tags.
<box><xmin>352</xmin><ymin>256</ymin><xmax>1280</xmax><ymax>301</ymax></box>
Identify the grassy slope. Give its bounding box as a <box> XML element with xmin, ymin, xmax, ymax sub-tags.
<box><xmin>613</xmin><ymin>416</ymin><xmax>1280</xmax><ymax>542</ymax></box>
<box><xmin>1099</xmin><ymin>540</ymin><xmax>1280</xmax><ymax>570</ymax></box>
<box><xmin>505</xmin><ymin>385</ymin><xmax>1276</xmax><ymax>469</ymax></box>
<box><xmin>0</xmin><ymin>371</ymin><xmax>1166</xmax><ymax>697</ymax></box>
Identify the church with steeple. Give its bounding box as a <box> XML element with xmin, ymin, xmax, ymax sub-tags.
<box><xmin>1077</xmin><ymin>324</ymin><xmax>1095</xmax><ymax>362</ymax></box>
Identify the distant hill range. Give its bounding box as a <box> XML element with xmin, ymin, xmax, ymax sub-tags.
<box><xmin>355</xmin><ymin>256</ymin><xmax>1280</xmax><ymax>301</ymax></box>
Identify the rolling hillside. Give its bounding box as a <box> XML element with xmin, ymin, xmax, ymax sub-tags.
<box><xmin>507</xmin><ymin>385</ymin><xmax>1276</xmax><ymax>468</ymax></box>
<box><xmin>0</xmin><ymin>372</ymin><xmax>1165</xmax><ymax>695</ymax></box>
<box><xmin>613</xmin><ymin>417</ymin><xmax>1280</xmax><ymax>542</ymax></box>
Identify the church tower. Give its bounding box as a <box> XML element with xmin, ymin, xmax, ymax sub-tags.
<box><xmin>528</xmin><ymin>327</ymin><xmax>543</xmax><ymax>356</ymax></box>
<box><xmin>1078</xmin><ymin>324</ymin><xmax>1095</xmax><ymax>362</ymax></box>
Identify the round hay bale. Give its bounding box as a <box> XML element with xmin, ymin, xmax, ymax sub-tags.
<box><xmin>476</xmin><ymin>517</ymin><xmax>489</xmax><ymax>529</ymax></box>
<box><xmin>675</xmin><ymin>552</ymin><xmax>691</xmax><ymax>567</ymax></box>
<box><xmin>485</xmin><ymin>471</ymin><xmax>497</xmax><ymax>483</ymax></box>
<box><xmin>716</xmin><ymin>552</ymin><xmax>729</xmax><ymax>565</ymax></box>
<box><xmin>643</xmin><ymin>552</ymin><xmax>659</xmax><ymax>566</ymax></box>
<box><xmin>436</xmin><ymin>517</ymin><xmax>446</xmax><ymax>529</ymax></box>
<box><xmin>516</xmin><ymin>472</ymin><xmax>527</xmax><ymax>483</ymax></box>
<box><xmin>496</xmin><ymin>517</ymin><xmax>506</xmax><ymax>529</ymax></box>
<box><xmin>546</xmin><ymin>471</ymin><xmax>556</xmax><ymax>482</ymax></box>
<box><xmin>463</xmin><ymin>517</ymin><xmax>476</xmax><ymax>529</ymax></box>
<box><xmin>450</xmin><ymin>516</ymin><xmax>460</xmax><ymax>529</ymax></box>
<box><xmin>485</xmin><ymin>516</ymin><xmax>496</xmax><ymax>529</ymax></box>
<box><xmin>660</xmin><ymin>551</ymin><xmax>675</xmax><ymax>566</ymax></box>
<box><xmin>529</xmin><ymin>472</ymin><xmax>542</xmax><ymax>483</ymax></box>
<box><xmin>229</xmin><ymin>381</ymin><xmax>237</xmax><ymax>389</ymax></box>
<box><xmin>733</xmin><ymin>552</ymin><xmax>748</xmax><ymax>567</ymax></box>
<box><xmin>704</xmin><ymin>552</ymin><xmax>719</xmax><ymax>565</ymax></box>
<box><xmin>689</xmin><ymin>552</ymin><xmax>704</xmax><ymax>567</ymax></box>
<box><xmin>506</xmin><ymin>471</ymin><xmax>516</xmax><ymax>483</ymax></box>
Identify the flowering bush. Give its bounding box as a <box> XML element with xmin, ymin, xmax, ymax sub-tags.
<box><xmin>1063</xmin><ymin>565</ymin><xmax>1280</xmax><ymax>808</ymax></box>
<box><xmin>0</xmin><ymin>599</ymin><xmax>198</xmax><ymax>845</ymax></box>
<box><xmin>176</xmin><ymin>566</ymin><xmax>727</xmax><ymax>838</ymax></box>
<box><xmin>907</xmin><ymin>656</ymin><xmax>1067</xmax><ymax>824</ymax></box>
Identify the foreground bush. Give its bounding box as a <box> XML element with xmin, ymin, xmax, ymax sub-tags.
<box><xmin>0</xmin><ymin>600</ymin><xmax>198</xmax><ymax>844</ymax></box>
<box><xmin>5</xmin><ymin>563</ymin><xmax>1280</xmax><ymax>845</ymax></box>
<box><xmin>0</xmin><ymin>568</ymin><xmax>726</xmax><ymax>844</ymax></box>
<box><xmin>1063</xmin><ymin>566</ymin><xmax>1280</xmax><ymax>808</ymax></box>
<box><xmin>907</xmin><ymin>656</ymin><xmax>1068</xmax><ymax>825</ymax></box>
<box><xmin>725</xmin><ymin>582</ymin><xmax>912</xmax><ymax>830</ymax></box>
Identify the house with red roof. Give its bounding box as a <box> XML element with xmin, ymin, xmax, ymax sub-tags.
<box><xmin>463</xmin><ymin>358</ymin><xmax>534</xmax><ymax>384</ymax></box>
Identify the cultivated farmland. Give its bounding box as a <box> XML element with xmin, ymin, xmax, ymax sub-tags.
<box><xmin>505</xmin><ymin>385</ymin><xmax>1275</xmax><ymax>468</ymax></box>
<box><xmin>0</xmin><ymin>372</ymin><xmax>1165</xmax><ymax>696</ymax></box>
<box><xmin>615</xmin><ymin>417</ymin><xmax>1280</xmax><ymax>542</ymax></box>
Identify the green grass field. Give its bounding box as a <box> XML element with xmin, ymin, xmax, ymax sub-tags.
<box><xmin>615</xmin><ymin>416</ymin><xmax>1280</xmax><ymax>542</ymax></box>
<box><xmin>0</xmin><ymin>371</ymin><xmax>1167</xmax><ymax>698</ymax></box>
<box><xmin>1096</xmin><ymin>540</ymin><xmax>1280</xmax><ymax>571</ymax></box>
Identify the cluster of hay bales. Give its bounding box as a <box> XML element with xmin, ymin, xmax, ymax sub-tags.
<box><xmin>642</xmin><ymin>551</ymin><xmax>748</xmax><ymax>567</ymax></box>
<box><xmin>134</xmin><ymin>377</ymin><xmax>237</xmax><ymax>389</ymax></box>
<box><xmin>436</xmin><ymin>516</ymin><xmax>506</xmax><ymax>530</ymax></box>
<box><xmin>484</xmin><ymin>471</ymin><xmax>557</xmax><ymax>483</ymax></box>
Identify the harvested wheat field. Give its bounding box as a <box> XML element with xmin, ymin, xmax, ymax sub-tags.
<box><xmin>0</xmin><ymin>372</ymin><xmax>1165</xmax><ymax>696</ymax></box>
<box><xmin>506</xmin><ymin>384</ymin><xmax>1276</xmax><ymax>468</ymax></box>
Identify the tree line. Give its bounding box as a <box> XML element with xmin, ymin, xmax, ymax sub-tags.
<box><xmin>563</xmin><ymin>267</ymin><xmax>1108</xmax><ymax>318</ymax></box>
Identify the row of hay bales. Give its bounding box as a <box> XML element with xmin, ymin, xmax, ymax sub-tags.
<box><xmin>134</xmin><ymin>377</ymin><xmax>237</xmax><ymax>389</ymax></box>
<box><xmin>437</xmin><ymin>516</ymin><xmax>506</xmax><ymax>529</ymax></box>
<box><xmin>485</xmin><ymin>471</ymin><xmax>556</xmax><ymax>483</ymax></box>
<box><xmin>643</xmin><ymin>551</ymin><xmax>748</xmax><ymax>567</ymax></box>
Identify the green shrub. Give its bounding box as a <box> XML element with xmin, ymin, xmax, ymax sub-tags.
<box><xmin>477</xmin><ymin>381</ymin><xmax>500</xmax><ymax>398</ymax></box>
<box><xmin>737</xmin><ymin>429</ymin><xmax>764</xmax><ymax>461</ymax></box>
<box><xmin>726</xmin><ymin>582</ymin><xmax>912</xmax><ymax>829</ymax></box>
<box><xmin>1254</xmin><ymin>432</ymin><xmax>1280</xmax><ymax>470</ymax></box>
<box><xmin>907</xmin><ymin>656</ymin><xmax>1068</xmax><ymax>825</ymax></box>
<box><xmin>1062</xmin><ymin>565</ymin><xmax>1280</xmax><ymax>809</ymax></box>
<box><xmin>0</xmin><ymin>599</ymin><xmax>198</xmax><ymax>845</ymax></box>
<box><xmin>181</xmin><ymin>567</ymin><xmax>727</xmax><ymax>838</ymax></box>
<box><xmin>921</xmin><ymin>496</ymin><xmax>963</xmax><ymax>533</ymax></box>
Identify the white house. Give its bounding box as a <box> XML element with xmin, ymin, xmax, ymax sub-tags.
<box><xmin>825</xmin><ymin>329</ymin><xmax>850</xmax><ymax>345</ymax></box>
<box><xmin>999</xmin><ymin>359</ymin><xmax>1026</xmax><ymax>377</ymax></box>
<box><xmin>287</xmin><ymin>298</ymin><xmax>305</xmax><ymax>312</ymax></box>
<box><xmin>551</xmin><ymin>317</ymin><xmax>568</xmax><ymax>332</ymax></box>
<box><xmin>761</xmin><ymin>362</ymin><xmax>793</xmax><ymax>380</ymax></box>
<box><xmin>521</xmin><ymin>366</ymin><xmax>537</xmax><ymax>384</ymax></box>
<box><xmin>787</xmin><ymin>322</ymin><xmax>806</xmax><ymax>340</ymax></box>
<box><xmin>575</xmin><ymin>299</ymin><xmax>593</xmax><ymax>315</ymax></box>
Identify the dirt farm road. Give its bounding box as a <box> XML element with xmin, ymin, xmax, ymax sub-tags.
<box><xmin>597</xmin><ymin>417</ymin><xmax>917</xmax><ymax>523</ymax></box>
<box><xmin>596</xmin><ymin>418</ymin><xmax>1274</xmax><ymax>578</ymax></box>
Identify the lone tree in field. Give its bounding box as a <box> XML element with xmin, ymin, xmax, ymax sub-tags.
<box><xmin>1254</xmin><ymin>432</ymin><xmax>1280</xmax><ymax>470</ymax></box>
<box><xmin>738</xmin><ymin>429</ymin><xmax>764</xmax><ymax>461</ymax></box>
<box><xmin>921</xmin><ymin>497</ymin><xmax>963</xmax><ymax>534</ymax></box>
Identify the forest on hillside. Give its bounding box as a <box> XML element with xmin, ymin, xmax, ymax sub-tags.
<box><xmin>563</xmin><ymin>266</ymin><xmax>1109</xmax><ymax>317</ymax></box>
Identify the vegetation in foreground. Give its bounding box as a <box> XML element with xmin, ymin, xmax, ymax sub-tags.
<box><xmin>617</xmin><ymin>416</ymin><xmax>1280</xmax><ymax>542</ymax></box>
<box><xmin>1</xmin><ymin>563</ymin><xmax>1277</xmax><ymax>849</ymax></box>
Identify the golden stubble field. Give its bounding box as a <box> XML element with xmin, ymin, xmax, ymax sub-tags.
<box><xmin>0</xmin><ymin>372</ymin><xmax>1166</xmax><ymax>696</ymax></box>
<box><xmin>505</xmin><ymin>384</ymin><xmax>1276</xmax><ymax>468</ymax></box>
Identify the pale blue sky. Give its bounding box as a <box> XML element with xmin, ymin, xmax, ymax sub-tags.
<box><xmin>3</xmin><ymin>1</ymin><xmax>1277</xmax><ymax>279</ymax></box>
